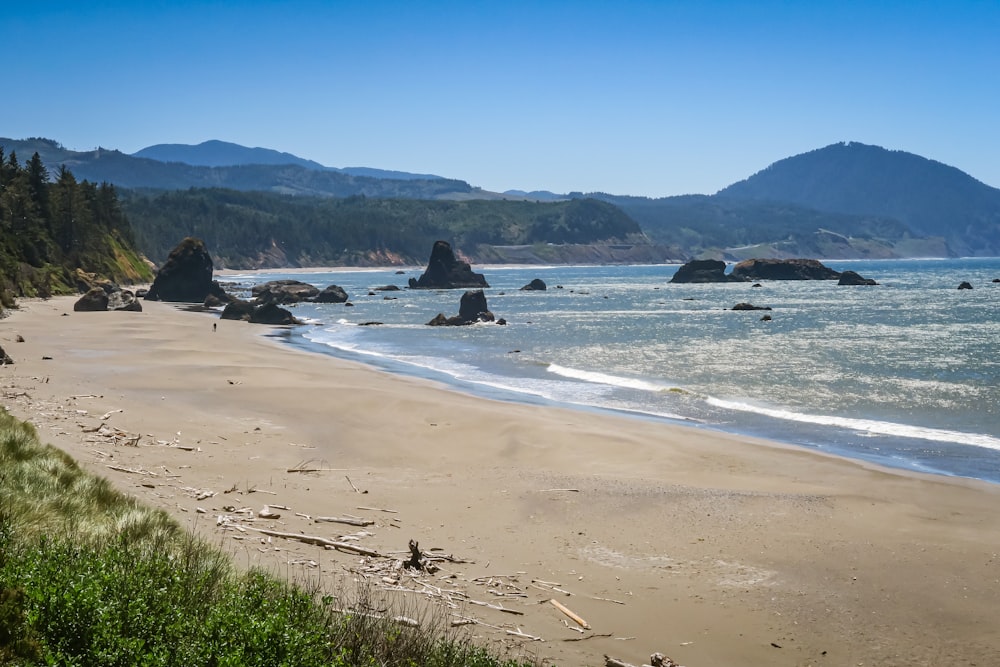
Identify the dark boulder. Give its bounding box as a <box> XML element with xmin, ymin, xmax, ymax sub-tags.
<box><xmin>314</xmin><ymin>284</ymin><xmax>349</xmax><ymax>303</ymax></box>
<box><xmin>374</xmin><ymin>284</ymin><xmax>401</xmax><ymax>292</ymax></box>
<box><xmin>731</xmin><ymin>303</ymin><xmax>772</xmax><ymax>311</ymax></box>
<box><xmin>220</xmin><ymin>299</ymin><xmax>256</xmax><ymax>321</ymax></box>
<box><xmin>204</xmin><ymin>281</ymin><xmax>234</xmax><ymax>308</ymax></box>
<box><xmin>408</xmin><ymin>240</ymin><xmax>489</xmax><ymax>289</ymax></box>
<box><xmin>0</xmin><ymin>344</ymin><xmax>13</xmax><ymax>365</ymax></box>
<box><xmin>251</xmin><ymin>279</ymin><xmax>319</xmax><ymax>305</ymax></box>
<box><xmin>992</xmin><ymin>278</ymin><xmax>1000</xmax><ymax>283</ymax></box>
<box><xmin>958</xmin><ymin>281</ymin><xmax>973</xmax><ymax>290</ymax></box>
<box><xmin>145</xmin><ymin>237</ymin><xmax>215</xmax><ymax>302</ymax></box>
<box><xmin>520</xmin><ymin>278</ymin><xmax>547</xmax><ymax>291</ymax></box>
<box><xmin>108</xmin><ymin>289</ymin><xmax>142</xmax><ymax>312</ymax></box>
<box><xmin>459</xmin><ymin>289</ymin><xmax>492</xmax><ymax>322</ymax></box>
<box><xmin>838</xmin><ymin>270</ymin><xmax>878</xmax><ymax>286</ymax></box>
<box><xmin>760</xmin><ymin>314</ymin><xmax>773</xmax><ymax>321</ymax></box>
<box><xmin>74</xmin><ymin>288</ymin><xmax>109</xmax><ymax>312</ymax></box>
<box><xmin>670</xmin><ymin>259</ymin><xmax>746</xmax><ymax>283</ymax></box>
<box><xmin>731</xmin><ymin>258</ymin><xmax>841</xmax><ymax>281</ymax></box>
<box><xmin>249</xmin><ymin>302</ymin><xmax>296</xmax><ymax>325</ymax></box>
<box><xmin>427</xmin><ymin>289</ymin><xmax>497</xmax><ymax>326</ymax></box>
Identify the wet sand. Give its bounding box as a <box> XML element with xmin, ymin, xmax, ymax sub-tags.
<box><xmin>3</xmin><ymin>296</ymin><xmax>999</xmax><ymax>666</ymax></box>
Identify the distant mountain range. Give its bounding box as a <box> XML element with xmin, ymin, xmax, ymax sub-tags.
<box><xmin>0</xmin><ymin>137</ymin><xmax>474</xmax><ymax>199</ymax></box>
<box><xmin>581</xmin><ymin>142</ymin><xmax>1000</xmax><ymax>258</ymax></box>
<box><xmin>3</xmin><ymin>137</ymin><xmax>999</xmax><ymax>258</ymax></box>
<box><xmin>133</xmin><ymin>139</ymin><xmax>444</xmax><ymax>181</ymax></box>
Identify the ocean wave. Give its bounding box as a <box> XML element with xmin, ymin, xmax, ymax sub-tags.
<box><xmin>547</xmin><ymin>364</ymin><xmax>690</xmax><ymax>395</ymax></box>
<box><xmin>705</xmin><ymin>397</ymin><xmax>1000</xmax><ymax>451</ymax></box>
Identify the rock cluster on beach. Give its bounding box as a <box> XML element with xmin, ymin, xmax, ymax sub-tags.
<box><xmin>73</xmin><ymin>285</ymin><xmax>143</xmax><ymax>312</ymax></box>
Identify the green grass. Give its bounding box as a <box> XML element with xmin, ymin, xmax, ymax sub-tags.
<box><xmin>0</xmin><ymin>409</ymin><xmax>533</xmax><ymax>666</ymax></box>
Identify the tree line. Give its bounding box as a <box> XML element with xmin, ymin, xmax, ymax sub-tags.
<box><xmin>121</xmin><ymin>188</ymin><xmax>643</xmax><ymax>268</ymax></box>
<box><xmin>0</xmin><ymin>149</ymin><xmax>152</xmax><ymax>306</ymax></box>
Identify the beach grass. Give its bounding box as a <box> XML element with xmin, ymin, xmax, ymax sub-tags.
<box><xmin>0</xmin><ymin>408</ymin><xmax>532</xmax><ymax>666</ymax></box>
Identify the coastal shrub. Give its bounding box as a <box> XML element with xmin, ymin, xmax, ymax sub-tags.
<box><xmin>0</xmin><ymin>408</ymin><xmax>534</xmax><ymax>667</ymax></box>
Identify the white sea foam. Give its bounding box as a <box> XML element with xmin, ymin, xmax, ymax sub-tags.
<box><xmin>705</xmin><ymin>397</ymin><xmax>1000</xmax><ymax>451</ymax></box>
<box><xmin>547</xmin><ymin>364</ymin><xmax>684</xmax><ymax>394</ymax></box>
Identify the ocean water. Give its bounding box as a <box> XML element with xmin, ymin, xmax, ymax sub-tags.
<box><xmin>221</xmin><ymin>258</ymin><xmax>1000</xmax><ymax>483</ymax></box>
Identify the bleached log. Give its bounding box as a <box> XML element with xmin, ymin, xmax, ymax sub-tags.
<box><xmin>467</xmin><ymin>599</ymin><xmax>524</xmax><ymax>615</ymax></box>
<box><xmin>605</xmin><ymin>657</ymin><xmax>636</xmax><ymax>667</ymax></box>
<box><xmin>549</xmin><ymin>598</ymin><xmax>590</xmax><ymax>629</ymax></box>
<box><xmin>106</xmin><ymin>464</ymin><xmax>155</xmax><ymax>476</ymax></box>
<box><xmin>357</xmin><ymin>505</ymin><xmax>398</xmax><ymax>513</ymax></box>
<box><xmin>245</xmin><ymin>527</ymin><xmax>383</xmax><ymax>557</ymax></box>
<box><xmin>314</xmin><ymin>516</ymin><xmax>375</xmax><ymax>527</ymax></box>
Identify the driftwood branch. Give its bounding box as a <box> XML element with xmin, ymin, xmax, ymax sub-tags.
<box><xmin>357</xmin><ymin>505</ymin><xmax>398</xmax><ymax>513</ymax></box>
<box><xmin>467</xmin><ymin>599</ymin><xmax>524</xmax><ymax>615</ymax></box>
<box><xmin>246</xmin><ymin>527</ymin><xmax>382</xmax><ymax>557</ymax></box>
<box><xmin>345</xmin><ymin>475</ymin><xmax>366</xmax><ymax>493</ymax></box>
<box><xmin>315</xmin><ymin>516</ymin><xmax>375</xmax><ymax>527</ymax></box>
<box><xmin>605</xmin><ymin>657</ymin><xmax>635</xmax><ymax>667</ymax></box>
<box><xmin>549</xmin><ymin>598</ymin><xmax>590</xmax><ymax>629</ymax></box>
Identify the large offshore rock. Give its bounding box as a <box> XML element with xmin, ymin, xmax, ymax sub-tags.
<box><xmin>408</xmin><ymin>240</ymin><xmax>489</xmax><ymax>289</ymax></box>
<box><xmin>313</xmin><ymin>284</ymin><xmax>350</xmax><ymax>303</ymax></box>
<box><xmin>669</xmin><ymin>259</ymin><xmax>746</xmax><ymax>283</ymax></box>
<box><xmin>427</xmin><ymin>289</ymin><xmax>497</xmax><ymax>326</ymax></box>
<box><xmin>730</xmin><ymin>258</ymin><xmax>841</xmax><ymax>281</ymax></box>
<box><xmin>838</xmin><ymin>270</ymin><xmax>878</xmax><ymax>286</ymax></box>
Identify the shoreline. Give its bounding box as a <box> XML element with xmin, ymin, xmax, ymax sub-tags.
<box><xmin>3</xmin><ymin>296</ymin><xmax>1000</xmax><ymax>665</ymax></box>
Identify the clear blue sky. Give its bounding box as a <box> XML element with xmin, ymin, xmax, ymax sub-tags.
<box><xmin>4</xmin><ymin>1</ymin><xmax>999</xmax><ymax>197</ymax></box>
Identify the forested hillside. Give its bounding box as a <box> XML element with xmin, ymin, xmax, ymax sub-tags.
<box><xmin>0</xmin><ymin>149</ymin><xmax>152</xmax><ymax>309</ymax></box>
<box><xmin>122</xmin><ymin>189</ymin><xmax>650</xmax><ymax>268</ymax></box>
<box><xmin>717</xmin><ymin>142</ymin><xmax>1000</xmax><ymax>256</ymax></box>
<box><xmin>589</xmin><ymin>193</ymin><xmax>948</xmax><ymax>260</ymax></box>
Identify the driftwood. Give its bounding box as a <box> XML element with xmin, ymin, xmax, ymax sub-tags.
<box><xmin>345</xmin><ymin>475</ymin><xmax>366</xmax><ymax>493</ymax></box>
<box><xmin>467</xmin><ymin>599</ymin><xmax>524</xmax><ymax>615</ymax></box>
<box><xmin>357</xmin><ymin>505</ymin><xmax>398</xmax><ymax>513</ymax></box>
<box><xmin>315</xmin><ymin>516</ymin><xmax>375</xmax><ymax>527</ymax></box>
<box><xmin>246</xmin><ymin>527</ymin><xmax>382</xmax><ymax>557</ymax></box>
<box><xmin>605</xmin><ymin>657</ymin><xmax>635</xmax><ymax>667</ymax></box>
<box><xmin>258</xmin><ymin>506</ymin><xmax>281</xmax><ymax>519</ymax></box>
<box><xmin>106</xmin><ymin>464</ymin><xmax>155</xmax><ymax>476</ymax></box>
<box><xmin>605</xmin><ymin>653</ymin><xmax>680</xmax><ymax>667</ymax></box>
<box><xmin>506</xmin><ymin>628</ymin><xmax>543</xmax><ymax>642</ymax></box>
<box><xmin>406</xmin><ymin>539</ymin><xmax>422</xmax><ymax>569</ymax></box>
<box><xmin>549</xmin><ymin>598</ymin><xmax>590</xmax><ymax>629</ymax></box>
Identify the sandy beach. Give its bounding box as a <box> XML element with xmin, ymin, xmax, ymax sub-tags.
<box><xmin>3</xmin><ymin>295</ymin><xmax>999</xmax><ymax>667</ymax></box>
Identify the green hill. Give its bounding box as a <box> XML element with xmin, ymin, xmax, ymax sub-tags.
<box><xmin>0</xmin><ymin>148</ymin><xmax>152</xmax><ymax>309</ymax></box>
<box><xmin>121</xmin><ymin>188</ymin><xmax>658</xmax><ymax>268</ymax></box>
<box><xmin>717</xmin><ymin>142</ymin><xmax>1000</xmax><ymax>256</ymax></box>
